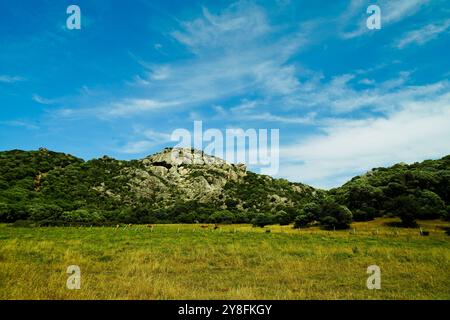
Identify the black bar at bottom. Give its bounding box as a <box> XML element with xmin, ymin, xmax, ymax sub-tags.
<box><xmin>0</xmin><ymin>300</ymin><xmax>446</xmax><ymax>318</ymax></box>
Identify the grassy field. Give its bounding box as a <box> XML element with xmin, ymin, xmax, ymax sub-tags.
<box><xmin>0</xmin><ymin>218</ymin><xmax>449</xmax><ymax>300</ymax></box>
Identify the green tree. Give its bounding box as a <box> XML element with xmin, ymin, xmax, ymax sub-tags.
<box><xmin>416</xmin><ymin>190</ymin><xmax>445</xmax><ymax>219</ymax></box>
<box><xmin>390</xmin><ymin>195</ymin><xmax>419</xmax><ymax>227</ymax></box>
<box><xmin>293</xmin><ymin>214</ymin><xmax>311</xmax><ymax>228</ymax></box>
<box><xmin>320</xmin><ymin>199</ymin><xmax>352</xmax><ymax>229</ymax></box>
<box><xmin>209</xmin><ymin>210</ymin><xmax>235</xmax><ymax>224</ymax></box>
<box><xmin>275</xmin><ymin>210</ymin><xmax>290</xmax><ymax>225</ymax></box>
<box><xmin>28</xmin><ymin>204</ymin><xmax>63</xmax><ymax>221</ymax></box>
<box><xmin>251</xmin><ymin>213</ymin><xmax>275</xmax><ymax>227</ymax></box>
<box><xmin>300</xmin><ymin>202</ymin><xmax>321</xmax><ymax>220</ymax></box>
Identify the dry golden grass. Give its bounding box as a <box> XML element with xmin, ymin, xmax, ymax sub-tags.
<box><xmin>0</xmin><ymin>218</ymin><xmax>449</xmax><ymax>299</ymax></box>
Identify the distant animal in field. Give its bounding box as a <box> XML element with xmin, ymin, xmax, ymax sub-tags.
<box><xmin>200</xmin><ymin>225</ymin><xmax>209</xmax><ymax>229</ymax></box>
<box><xmin>214</xmin><ymin>224</ymin><xmax>219</xmax><ymax>230</ymax></box>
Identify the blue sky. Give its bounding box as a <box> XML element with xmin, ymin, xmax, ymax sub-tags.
<box><xmin>1</xmin><ymin>0</ymin><xmax>449</xmax><ymax>188</ymax></box>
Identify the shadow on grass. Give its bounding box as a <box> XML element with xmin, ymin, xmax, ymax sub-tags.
<box><xmin>439</xmin><ymin>226</ymin><xmax>450</xmax><ymax>236</ymax></box>
<box><xmin>384</xmin><ymin>221</ymin><xmax>419</xmax><ymax>228</ymax></box>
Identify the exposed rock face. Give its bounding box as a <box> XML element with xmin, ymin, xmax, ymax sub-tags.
<box><xmin>144</xmin><ymin>147</ymin><xmax>228</xmax><ymax>167</ymax></box>
<box><xmin>127</xmin><ymin>148</ymin><xmax>248</xmax><ymax>204</ymax></box>
<box><xmin>96</xmin><ymin>147</ymin><xmax>317</xmax><ymax>213</ymax></box>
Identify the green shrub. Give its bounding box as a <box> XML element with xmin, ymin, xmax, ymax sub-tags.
<box><xmin>321</xmin><ymin>216</ymin><xmax>339</xmax><ymax>229</ymax></box>
<box><xmin>444</xmin><ymin>205</ymin><xmax>450</xmax><ymax>221</ymax></box>
<box><xmin>301</xmin><ymin>202</ymin><xmax>321</xmax><ymax>220</ymax></box>
<box><xmin>10</xmin><ymin>220</ymin><xmax>37</xmax><ymax>228</ymax></box>
<box><xmin>352</xmin><ymin>207</ymin><xmax>376</xmax><ymax>221</ymax></box>
<box><xmin>415</xmin><ymin>190</ymin><xmax>445</xmax><ymax>219</ymax></box>
<box><xmin>176</xmin><ymin>212</ymin><xmax>197</xmax><ymax>223</ymax></box>
<box><xmin>275</xmin><ymin>210</ymin><xmax>290</xmax><ymax>225</ymax></box>
<box><xmin>209</xmin><ymin>210</ymin><xmax>235</xmax><ymax>224</ymax></box>
<box><xmin>390</xmin><ymin>195</ymin><xmax>419</xmax><ymax>227</ymax></box>
<box><xmin>61</xmin><ymin>209</ymin><xmax>104</xmax><ymax>223</ymax></box>
<box><xmin>293</xmin><ymin>214</ymin><xmax>311</xmax><ymax>228</ymax></box>
<box><xmin>28</xmin><ymin>204</ymin><xmax>63</xmax><ymax>221</ymax></box>
<box><xmin>319</xmin><ymin>200</ymin><xmax>352</xmax><ymax>230</ymax></box>
<box><xmin>251</xmin><ymin>213</ymin><xmax>275</xmax><ymax>227</ymax></box>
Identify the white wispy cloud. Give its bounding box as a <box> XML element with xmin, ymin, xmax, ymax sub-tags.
<box><xmin>116</xmin><ymin>129</ymin><xmax>172</xmax><ymax>154</ymax></box>
<box><xmin>382</xmin><ymin>0</ymin><xmax>430</xmax><ymax>24</ymax></box>
<box><xmin>242</xmin><ymin>112</ymin><xmax>315</xmax><ymax>124</ymax></box>
<box><xmin>396</xmin><ymin>19</ymin><xmax>450</xmax><ymax>48</ymax></box>
<box><xmin>0</xmin><ymin>120</ymin><xmax>39</xmax><ymax>130</ymax></box>
<box><xmin>213</xmin><ymin>99</ymin><xmax>317</xmax><ymax>124</ymax></box>
<box><xmin>0</xmin><ymin>75</ymin><xmax>26</xmax><ymax>83</ymax></box>
<box><xmin>171</xmin><ymin>4</ymin><xmax>270</xmax><ymax>52</ymax></box>
<box><xmin>117</xmin><ymin>140</ymin><xmax>156</xmax><ymax>154</ymax></box>
<box><xmin>55</xmin><ymin>1</ymin><xmax>313</xmax><ymax>120</ymax></box>
<box><xmin>104</xmin><ymin>99</ymin><xmax>179</xmax><ymax>118</ymax></box>
<box><xmin>282</xmin><ymin>70</ymin><xmax>447</xmax><ymax>114</ymax></box>
<box><xmin>279</xmin><ymin>82</ymin><xmax>450</xmax><ymax>189</ymax></box>
<box><xmin>359</xmin><ymin>78</ymin><xmax>375</xmax><ymax>85</ymax></box>
<box><xmin>117</xmin><ymin>140</ymin><xmax>159</xmax><ymax>154</ymax></box>
<box><xmin>114</xmin><ymin>1</ymin><xmax>310</xmax><ymax>118</ymax></box>
<box><xmin>32</xmin><ymin>94</ymin><xmax>56</xmax><ymax>105</ymax></box>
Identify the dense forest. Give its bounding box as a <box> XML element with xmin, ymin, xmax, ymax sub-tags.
<box><xmin>0</xmin><ymin>148</ymin><xmax>449</xmax><ymax>229</ymax></box>
<box><xmin>329</xmin><ymin>157</ymin><xmax>450</xmax><ymax>227</ymax></box>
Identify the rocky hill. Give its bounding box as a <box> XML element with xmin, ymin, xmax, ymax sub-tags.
<box><xmin>0</xmin><ymin>147</ymin><xmax>318</xmax><ymax>224</ymax></box>
<box><xmin>129</xmin><ymin>147</ymin><xmax>248</xmax><ymax>204</ymax></box>
<box><xmin>1</xmin><ymin>147</ymin><xmax>448</xmax><ymax>227</ymax></box>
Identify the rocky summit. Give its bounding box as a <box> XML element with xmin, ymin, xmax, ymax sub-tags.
<box><xmin>123</xmin><ymin>147</ymin><xmax>249</xmax><ymax>204</ymax></box>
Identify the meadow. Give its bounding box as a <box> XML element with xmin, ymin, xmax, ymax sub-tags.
<box><xmin>0</xmin><ymin>218</ymin><xmax>449</xmax><ymax>300</ymax></box>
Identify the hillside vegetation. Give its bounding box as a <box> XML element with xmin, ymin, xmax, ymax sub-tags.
<box><xmin>330</xmin><ymin>156</ymin><xmax>450</xmax><ymax>227</ymax></box>
<box><xmin>0</xmin><ymin>148</ymin><xmax>317</xmax><ymax>225</ymax></box>
<box><xmin>0</xmin><ymin>148</ymin><xmax>449</xmax><ymax>229</ymax></box>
